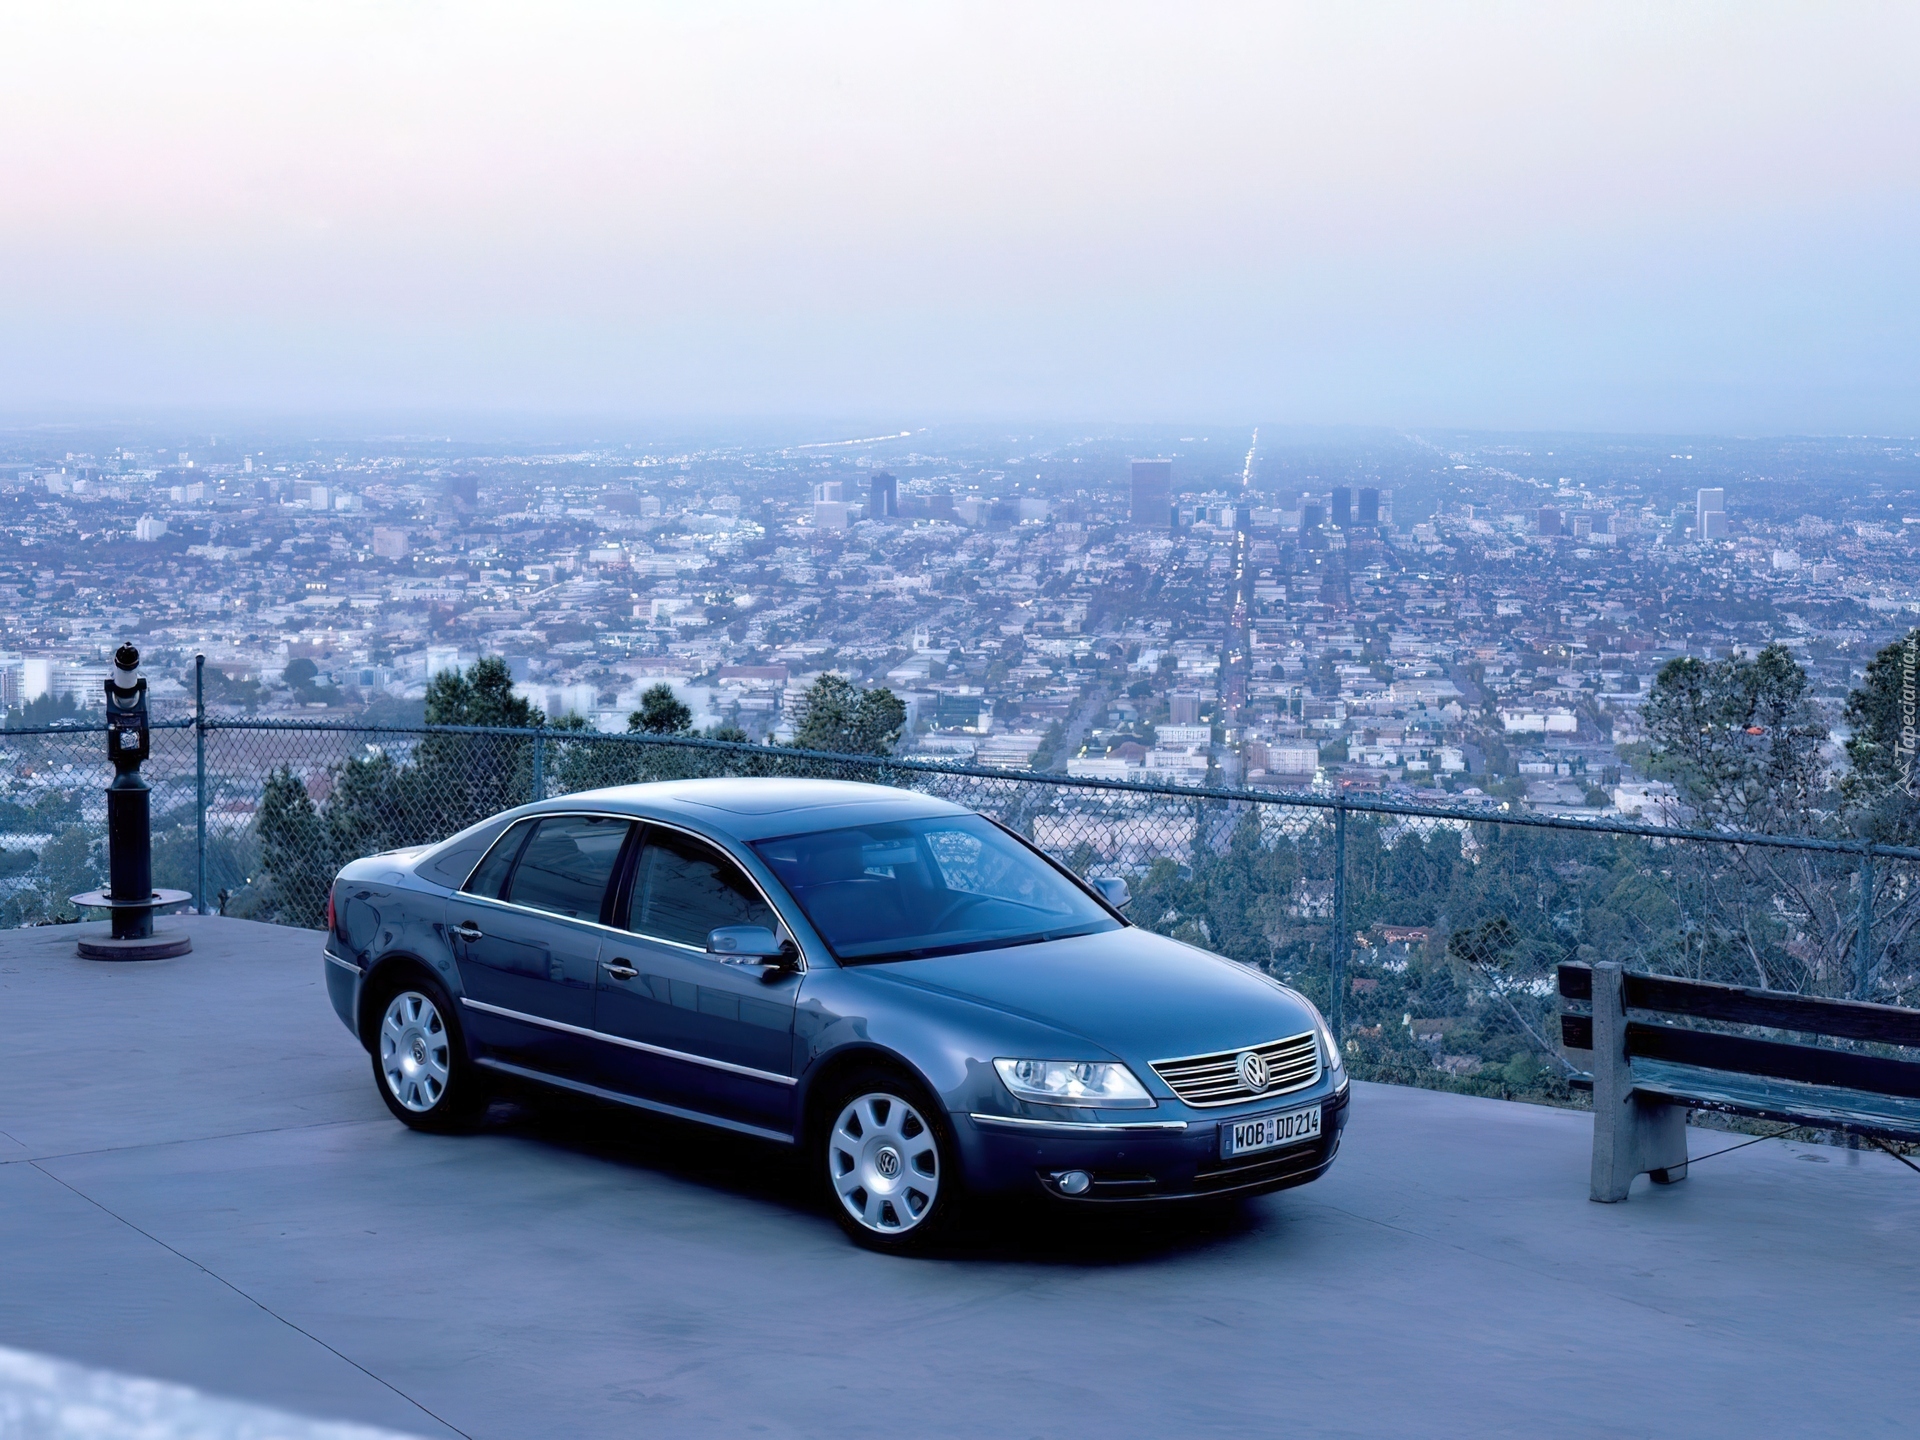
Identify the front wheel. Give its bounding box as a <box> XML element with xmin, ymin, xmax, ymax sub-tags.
<box><xmin>821</xmin><ymin>1070</ymin><xmax>958</xmax><ymax>1252</ymax></box>
<box><xmin>371</xmin><ymin>977</ymin><xmax>488</xmax><ymax>1133</ymax></box>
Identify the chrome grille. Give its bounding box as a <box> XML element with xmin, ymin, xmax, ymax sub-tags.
<box><xmin>1150</xmin><ymin>1031</ymin><xmax>1321</xmax><ymax>1108</ymax></box>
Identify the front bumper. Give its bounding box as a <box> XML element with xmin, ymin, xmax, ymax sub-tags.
<box><xmin>957</xmin><ymin>1081</ymin><xmax>1350</xmax><ymax>1202</ymax></box>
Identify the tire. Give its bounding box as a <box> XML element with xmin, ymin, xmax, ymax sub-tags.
<box><xmin>818</xmin><ymin>1066</ymin><xmax>960</xmax><ymax>1253</ymax></box>
<box><xmin>369</xmin><ymin>971</ymin><xmax>489</xmax><ymax>1133</ymax></box>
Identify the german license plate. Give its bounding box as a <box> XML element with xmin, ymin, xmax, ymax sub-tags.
<box><xmin>1221</xmin><ymin>1104</ymin><xmax>1321</xmax><ymax>1158</ymax></box>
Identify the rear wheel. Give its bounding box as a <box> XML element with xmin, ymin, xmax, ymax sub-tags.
<box><xmin>820</xmin><ymin>1068</ymin><xmax>958</xmax><ymax>1252</ymax></box>
<box><xmin>370</xmin><ymin>975</ymin><xmax>488</xmax><ymax>1133</ymax></box>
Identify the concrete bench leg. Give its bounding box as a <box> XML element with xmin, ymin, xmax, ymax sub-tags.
<box><xmin>1589</xmin><ymin>962</ymin><xmax>1689</xmax><ymax>1201</ymax></box>
<box><xmin>1644</xmin><ymin>1102</ymin><xmax>1689</xmax><ymax>1185</ymax></box>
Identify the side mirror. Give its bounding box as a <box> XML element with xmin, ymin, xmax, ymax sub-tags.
<box><xmin>707</xmin><ymin>925</ymin><xmax>790</xmax><ymax>963</ymax></box>
<box><xmin>1092</xmin><ymin>877</ymin><xmax>1131</xmax><ymax>912</ymax></box>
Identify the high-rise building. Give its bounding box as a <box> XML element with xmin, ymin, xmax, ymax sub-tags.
<box><xmin>1300</xmin><ymin>502</ymin><xmax>1325</xmax><ymax>537</ymax></box>
<box><xmin>1539</xmin><ymin>507</ymin><xmax>1562</xmax><ymax>537</ymax></box>
<box><xmin>868</xmin><ymin>470</ymin><xmax>898</xmax><ymax>521</ymax></box>
<box><xmin>1358</xmin><ymin>487</ymin><xmax>1380</xmax><ymax>525</ymax></box>
<box><xmin>1697</xmin><ymin>488</ymin><xmax>1727</xmax><ymax>539</ymax></box>
<box><xmin>1330</xmin><ymin>487</ymin><xmax>1352</xmax><ymax>527</ymax></box>
<box><xmin>1130</xmin><ymin>460</ymin><xmax>1172</xmax><ymax>527</ymax></box>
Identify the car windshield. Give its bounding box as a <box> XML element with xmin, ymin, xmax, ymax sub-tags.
<box><xmin>751</xmin><ymin>815</ymin><xmax>1120</xmax><ymax>963</ymax></box>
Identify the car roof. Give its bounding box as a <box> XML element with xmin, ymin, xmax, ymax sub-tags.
<box><xmin>537</xmin><ymin>777</ymin><xmax>973</xmax><ymax>843</ymax></box>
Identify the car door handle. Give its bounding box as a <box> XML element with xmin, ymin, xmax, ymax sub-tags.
<box><xmin>451</xmin><ymin>921</ymin><xmax>483</xmax><ymax>943</ymax></box>
<box><xmin>604</xmin><ymin>959</ymin><xmax>638</xmax><ymax>980</ymax></box>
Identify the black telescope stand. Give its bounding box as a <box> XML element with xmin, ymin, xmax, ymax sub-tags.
<box><xmin>72</xmin><ymin>643</ymin><xmax>193</xmax><ymax>960</ymax></box>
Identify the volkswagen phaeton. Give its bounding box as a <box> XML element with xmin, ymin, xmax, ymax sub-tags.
<box><xmin>322</xmin><ymin>779</ymin><xmax>1350</xmax><ymax>1250</ymax></box>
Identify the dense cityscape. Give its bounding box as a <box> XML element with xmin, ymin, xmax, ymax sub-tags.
<box><xmin>3</xmin><ymin>424</ymin><xmax>1918</xmax><ymax>825</ymax></box>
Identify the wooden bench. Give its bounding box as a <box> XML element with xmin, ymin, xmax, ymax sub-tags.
<box><xmin>1559</xmin><ymin>960</ymin><xmax>1920</xmax><ymax>1201</ymax></box>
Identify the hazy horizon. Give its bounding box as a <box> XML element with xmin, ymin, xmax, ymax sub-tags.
<box><xmin>4</xmin><ymin>2</ymin><xmax>1916</xmax><ymax>433</ymax></box>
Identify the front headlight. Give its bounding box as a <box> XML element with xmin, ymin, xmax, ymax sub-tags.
<box><xmin>1307</xmin><ymin>1003</ymin><xmax>1344</xmax><ymax>1073</ymax></box>
<box><xmin>994</xmin><ymin>1058</ymin><xmax>1153</xmax><ymax>1107</ymax></box>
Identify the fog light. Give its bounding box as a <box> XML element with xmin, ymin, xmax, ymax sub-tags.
<box><xmin>1056</xmin><ymin>1170</ymin><xmax>1092</xmax><ymax>1195</ymax></box>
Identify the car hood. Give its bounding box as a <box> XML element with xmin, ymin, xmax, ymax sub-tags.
<box><xmin>856</xmin><ymin>925</ymin><xmax>1318</xmax><ymax>1065</ymax></box>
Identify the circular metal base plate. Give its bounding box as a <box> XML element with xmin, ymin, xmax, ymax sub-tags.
<box><xmin>76</xmin><ymin>926</ymin><xmax>193</xmax><ymax>962</ymax></box>
<box><xmin>69</xmin><ymin>888</ymin><xmax>194</xmax><ymax>911</ymax></box>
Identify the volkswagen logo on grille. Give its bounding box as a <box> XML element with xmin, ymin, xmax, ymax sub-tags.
<box><xmin>1237</xmin><ymin>1050</ymin><xmax>1270</xmax><ymax>1093</ymax></box>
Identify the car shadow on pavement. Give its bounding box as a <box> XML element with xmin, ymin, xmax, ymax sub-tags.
<box><xmin>949</xmin><ymin>1195</ymin><xmax>1272</xmax><ymax>1266</ymax></box>
<box><xmin>483</xmin><ymin>1090</ymin><xmax>818</xmax><ymax>1217</ymax></box>
<box><xmin>481</xmin><ymin>1087</ymin><xmax>1276</xmax><ymax>1267</ymax></box>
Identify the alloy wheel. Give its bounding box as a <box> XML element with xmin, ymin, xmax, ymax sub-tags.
<box><xmin>380</xmin><ymin>990</ymin><xmax>451</xmax><ymax>1113</ymax></box>
<box><xmin>829</xmin><ymin>1091</ymin><xmax>941</xmax><ymax>1235</ymax></box>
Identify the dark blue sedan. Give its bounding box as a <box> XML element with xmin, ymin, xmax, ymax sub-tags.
<box><xmin>323</xmin><ymin>779</ymin><xmax>1349</xmax><ymax>1250</ymax></box>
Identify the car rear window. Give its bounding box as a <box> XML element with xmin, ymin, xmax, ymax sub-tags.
<box><xmin>463</xmin><ymin>819</ymin><xmax>535</xmax><ymax>899</ymax></box>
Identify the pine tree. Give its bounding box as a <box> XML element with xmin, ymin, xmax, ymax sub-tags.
<box><xmin>627</xmin><ymin>683</ymin><xmax>693</xmax><ymax>735</ymax></box>
<box><xmin>789</xmin><ymin>675</ymin><xmax>905</xmax><ymax>756</ymax></box>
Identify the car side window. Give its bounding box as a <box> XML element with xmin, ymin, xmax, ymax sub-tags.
<box><xmin>502</xmin><ymin>816</ymin><xmax>632</xmax><ymax>921</ymax></box>
<box><xmin>627</xmin><ymin>827</ymin><xmax>778</xmax><ymax>949</ymax></box>
<box><xmin>463</xmin><ymin>819</ymin><xmax>536</xmax><ymax>900</ymax></box>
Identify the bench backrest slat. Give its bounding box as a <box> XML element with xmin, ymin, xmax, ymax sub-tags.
<box><xmin>1626</xmin><ymin>1021</ymin><xmax>1920</xmax><ymax>1099</ymax></box>
<box><xmin>1558</xmin><ymin>962</ymin><xmax>1920</xmax><ymax>1047</ymax></box>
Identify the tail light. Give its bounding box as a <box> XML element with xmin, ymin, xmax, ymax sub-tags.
<box><xmin>326</xmin><ymin>886</ymin><xmax>337</xmax><ymax>936</ymax></box>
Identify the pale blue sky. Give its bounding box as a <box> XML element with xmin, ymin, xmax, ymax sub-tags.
<box><xmin>2</xmin><ymin>2</ymin><xmax>1915</xmax><ymax>431</ymax></box>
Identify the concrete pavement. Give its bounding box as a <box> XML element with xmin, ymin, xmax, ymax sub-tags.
<box><xmin>3</xmin><ymin>915</ymin><xmax>1918</xmax><ymax>1438</ymax></box>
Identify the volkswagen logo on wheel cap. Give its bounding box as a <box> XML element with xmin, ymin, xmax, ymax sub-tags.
<box><xmin>1237</xmin><ymin>1050</ymin><xmax>1270</xmax><ymax>1093</ymax></box>
<box><xmin>874</xmin><ymin>1146</ymin><xmax>902</xmax><ymax>1178</ymax></box>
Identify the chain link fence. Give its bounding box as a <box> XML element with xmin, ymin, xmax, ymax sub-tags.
<box><xmin>0</xmin><ymin>721</ymin><xmax>209</xmax><ymax>930</ymax></box>
<box><xmin>7</xmin><ymin>718</ymin><xmax>1918</xmax><ymax>1106</ymax></box>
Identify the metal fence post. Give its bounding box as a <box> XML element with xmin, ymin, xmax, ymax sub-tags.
<box><xmin>194</xmin><ymin>654</ymin><xmax>207</xmax><ymax>915</ymax></box>
<box><xmin>532</xmin><ymin>727</ymin><xmax>547</xmax><ymax>802</ymax></box>
<box><xmin>1331</xmin><ymin>796</ymin><xmax>1347</xmax><ymax>1041</ymax></box>
<box><xmin>1856</xmin><ymin>841</ymin><xmax>1874</xmax><ymax>999</ymax></box>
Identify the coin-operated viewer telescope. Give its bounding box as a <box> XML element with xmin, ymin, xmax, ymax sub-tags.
<box><xmin>72</xmin><ymin>643</ymin><xmax>193</xmax><ymax>960</ymax></box>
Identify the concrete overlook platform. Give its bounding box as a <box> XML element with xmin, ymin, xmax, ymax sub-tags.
<box><xmin>2</xmin><ymin>916</ymin><xmax>1918</xmax><ymax>1438</ymax></box>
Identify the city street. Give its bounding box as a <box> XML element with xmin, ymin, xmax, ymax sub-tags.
<box><xmin>3</xmin><ymin>916</ymin><xmax>1918</xmax><ymax>1438</ymax></box>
